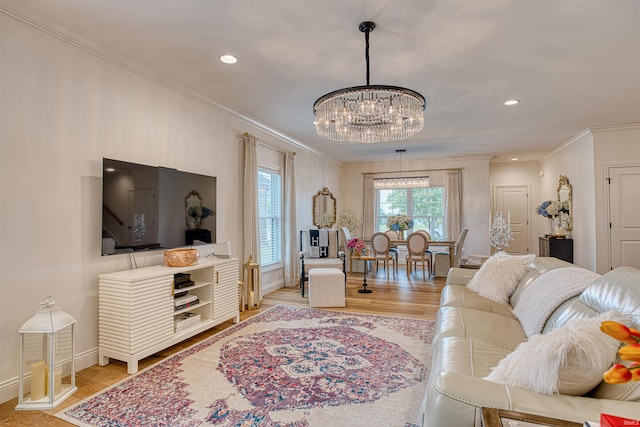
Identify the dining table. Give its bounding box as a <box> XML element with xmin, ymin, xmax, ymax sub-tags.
<box><xmin>364</xmin><ymin>238</ymin><xmax>457</xmax><ymax>267</ymax></box>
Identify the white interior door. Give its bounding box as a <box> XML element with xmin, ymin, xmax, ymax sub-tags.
<box><xmin>493</xmin><ymin>185</ymin><xmax>530</xmax><ymax>254</ymax></box>
<box><xmin>609</xmin><ymin>165</ymin><xmax>640</xmax><ymax>269</ymax></box>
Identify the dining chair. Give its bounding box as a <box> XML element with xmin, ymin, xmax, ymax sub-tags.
<box><xmin>384</xmin><ymin>230</ymin><xmax>400</xmax><ymax>272</ymax></box>
<box><xmin>340</xmin><ymin>227</ymin><xmax>352</xmax><ymax>272</ymax></box>
<box><xmin>433</xmin><ymin>228</ymin><xmax>469</xmax><ymax>277</ymax></box>
<box><xmin>405</xmin><ymin>232</ymin><xmax>431</xmax><ymax>279</ymax></box>
<box><xmin>370</xmin><ymin>232</ymin><xmax>396</xmax><ymax>279</ymax></box>
<box><xmin>416</xmin><ymin>230</ymin><xmax>434</xmax><ymax>267</ymax></box>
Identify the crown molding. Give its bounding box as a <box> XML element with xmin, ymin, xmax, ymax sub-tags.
<box><xmin>541</xmin><ymin>122</ymin><xmax>640</xmax><ymax>163</ymax></box>
<box><xmin>540</xmin><ymin>128</ymin><xmax>593</xmax><ymax>163</ymax></box>
<box><xmin>0</xmin><ymin>1</ymin><xmax>323</xmax><ymax>156</ymax></box>
<box><xmin>588</xmin><ymin>122</ymin><xmax>640</xmax><ymax>133</ymax></box>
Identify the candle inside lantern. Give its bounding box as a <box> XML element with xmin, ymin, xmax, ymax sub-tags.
<box><xmin>46</xmin><ymin>369</ymin><xmax>62</xmax><ymax>395</ymax></box>
<box><xmin>30</xmin><ymin>361</ymin><xmax>46</xmax><ymax>400</ymax></box>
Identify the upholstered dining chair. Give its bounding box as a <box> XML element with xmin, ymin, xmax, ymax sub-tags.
<box><xmin>416</xmin><ymin>230</ymin><xmax>434</xmax><ymax>266</ymax></box>
<box><xmin>370</xmin><ymin>232</ymin><xmax>396</xmax><ymax>279</ymax></box>
<box><xmin>384</xmin><ymin>230</ymin><xmax>400</xmax><ymax>270</ymax></box>
<box><xmin>433</xmin><ymin>228</ymin><xmax>469</xmax><ymax>277</ymax></box>
<box><xmin>405</xmin><ymin>232</ymin><xmax>431</xmax><ymax>279</ymax></box>
<box><xmin>340</xmin><ymin>226</ymin><xmax>357</xmax><ymax>273</ymax></box>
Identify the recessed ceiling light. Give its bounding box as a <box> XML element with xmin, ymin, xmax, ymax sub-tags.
<box><xmin>219</xmin><ymin>55</ymin><xmax>237</xmax><ymax>64</ymax></box>
<box><xmin>504</xmin><ymin>99</ymin><xmax>520</xmax><ymax>106</ymax></box>
<box><xmin>511</xmin><ymin>157</ymin><xmax>519</xmax><ymax>161</ymax></box>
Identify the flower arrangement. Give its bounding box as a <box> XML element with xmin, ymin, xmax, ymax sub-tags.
<box><xmin>536</xmin><ymin>199</ymin><xmax>570</xmax><ymax>219</ymax></box>
<box><xmin>600</xmin><ymin>320</ymin><xmax>640</xmax><ymax>383</ymax></box>
<box><xmin>386</xmin><ymin>215</ymin><xmax>414</xmax><ymax>231</ymax></box>
<box><xmin>337</xmin><ymin>209</ymin><xmax>363</xmax><ymax>235</ymax></box>
<box><xmin>187</xmin><ymin>206</ymin><xmax>214</xmax><ymax>229</ymax></box>
<box><xmin>346</xmin><ymin>237</ymin><xmax>366</xmax><ymax>252</ymax></box>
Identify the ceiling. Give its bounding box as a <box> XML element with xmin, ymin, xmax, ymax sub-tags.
<box><xmin>3</xmin><ymin>0</ymin><xmax>640</xmax><ymax>163</ymax></box>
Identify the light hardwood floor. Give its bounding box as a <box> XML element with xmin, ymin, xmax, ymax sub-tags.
<box><xmin>0</xmin><ymin>269</ymin><xmax>445</xmax><ymax>426</ymax></box>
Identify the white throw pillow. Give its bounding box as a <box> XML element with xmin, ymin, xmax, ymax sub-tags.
<box><xmin>466</xmin><ymin>252</ymin><xmax>535</xmax><ymax>304</ymax></box>
<box><xmin>484</xmin><ymin>311</ymin><xmax>626</xmax><ymax>395</ymax></box>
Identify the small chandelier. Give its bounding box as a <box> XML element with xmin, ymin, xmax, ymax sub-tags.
<box><xmin>313</xmin><ymin>21</ymin><xmax>426</xmax><ymax>144</ymax></box>
<box><xmin>488</xmin><ymin>211</ymin><xmax>513</xmax><ymax>252</ymax></box>
<box><xmin>373</xmin><ymin>149</ymin><xmax>430</xmax><ymax>189</ymax></box>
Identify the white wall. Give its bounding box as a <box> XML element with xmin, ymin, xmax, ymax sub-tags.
<box><xmin>540</xmin><ymin>131</ymin><xmax>596</xmax><ymax>270</ymax></box>
<box><xmin>0</xmin><ymin>11</ymin><xmax>339</xmax><ymax>402</ymax></box>
<box><xmin>339</xmin><ymin>156</ymin><xmax>492</xmax><ymax>258</ymax></box>
<box><xmin>592</xmin><ymin>125</ymin><xmax>640</xmax><ymax>273</ymax></box>
<box><xmin>537</xmin><ymin>124</ymin><xmax>640</xmax><ymax>273</ymax></box>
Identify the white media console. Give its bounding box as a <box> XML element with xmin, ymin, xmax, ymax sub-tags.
<box><xmin>98</xmin><ymin>257</ymin><xmax>239</xmax><ymax>374</ymax></box>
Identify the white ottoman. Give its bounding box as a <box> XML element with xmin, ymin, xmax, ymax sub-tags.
<box><xmin>308</xmin><ymin>268</ymin><xmax>345</xmax><ymax>308</ymax></box>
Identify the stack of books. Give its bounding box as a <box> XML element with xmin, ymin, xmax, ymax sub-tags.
<box><xmin>174</xmin><ymin>294</ymin><xmax>200</xmax><ymax>311</ymax></box>
<box><xmin>174</xmin><ymin>273</ymin><xmax>195</xmax><ymax>290</ymax></box>
<box><xmin>174</xmin><ymin>312</ymin><xmax>201</xmax><ymax>332</ymax></box>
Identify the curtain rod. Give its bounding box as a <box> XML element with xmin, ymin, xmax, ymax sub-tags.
<box><xmin>243</xmin><ymin>132</ymin><xmax>296</xmax><ymax>155</ymax></box>
<box><xmin>362</xmin><ymin>167</ymin><xmax>462</xmax><ymax>175</ymax></box>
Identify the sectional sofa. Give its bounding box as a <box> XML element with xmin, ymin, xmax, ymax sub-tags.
<box><xmin>421</xmin><ymin>256</ymin><xmax>640</xmax><ymax>426</ymax></box>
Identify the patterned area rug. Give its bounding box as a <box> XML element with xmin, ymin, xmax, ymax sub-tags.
<box><xmin>57</xmin><ymin>305</ymin><xmax>435</xmax><ymax>427</ymax></box>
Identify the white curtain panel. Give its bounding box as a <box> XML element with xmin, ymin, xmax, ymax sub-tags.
<box><xmin>445</xmin><ymin>170</ymin><xmax>462</xmax><ymax>240</ymax></box>
<box><xmin>243</xmin><ymin>134</ymin><xmax>259</xmax><ymax>264</ymax></box>
<box><xmin>363</xmin><ymin>174</ymin><xmax>375</xmax><ymax>239</ymax></box>
<box><xmin>283</xmin><ymin>151</ymin><xmax>298</xmax><ymax>287</ymax></box>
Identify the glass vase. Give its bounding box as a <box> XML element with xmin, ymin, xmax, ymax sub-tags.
<box><xmin>553</xmin><ymin>217</ymin><xmax>566</xmax><ymax>237</ymax></box>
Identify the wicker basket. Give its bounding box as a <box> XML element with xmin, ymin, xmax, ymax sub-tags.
<box><xmin>164</xmin><ymin>248</ymin><xmax>199</xmax><ymax>267</ymax></box>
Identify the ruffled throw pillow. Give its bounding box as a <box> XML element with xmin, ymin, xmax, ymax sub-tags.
<box><xmin>484</xmin><ymin>311</ymin><xmax>626</xmax><ymax>395</ymax></box>
<box><xmin>466</xmin><ymin>252</ymin><xmax>535</xmax><ymax>304</ymax></box>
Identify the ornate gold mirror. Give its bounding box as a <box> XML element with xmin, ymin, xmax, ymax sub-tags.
<box><xmin>312</xmin><ymin>187</ymin><xmax>336</xmax><ymax>229</ymax></box>
<box><xmin>557</xmin><ymin>175</ymin><xmax>573</xmax><ymax>231</ymax></box>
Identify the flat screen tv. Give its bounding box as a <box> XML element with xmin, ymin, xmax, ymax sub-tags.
<box><xmin>101</xmin><ymin>158</ymin><xmax>216</xmax><ymax>256</ymax></box>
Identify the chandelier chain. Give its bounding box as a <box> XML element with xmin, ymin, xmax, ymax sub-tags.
<box><xmin>364</xmin><ymin>25</ymin><xmax>370</xmax><ymax>86</ymax></box>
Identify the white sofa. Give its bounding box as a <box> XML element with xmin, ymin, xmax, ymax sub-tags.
<box><xmin>421</xmin><ymin>257</ymin><xmax>640</xmax><ymax>426</ymax></box>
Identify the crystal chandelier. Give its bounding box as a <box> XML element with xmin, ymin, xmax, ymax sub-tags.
<box><xmin>373</xmin><ymin>149</ymin><xmax>430</xmax><ymax>189</ymax></box>
<box><xmin>313</xmin><ymin>22</ymin><xmax>426</xmax><ymax>144</ymax></box>
<box><xmin>488</xmin><ymin>211</ymin><xmax>513</xmax><ymax>252</ymax></box>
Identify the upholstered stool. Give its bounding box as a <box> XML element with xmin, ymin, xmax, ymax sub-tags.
<box><xmin>308</xmin><ymin>268</ymin><xmax>345</xmax><ymax>308</ymax></box>
<box><xmin>433</xmin><ymin>252</ymin><xmax>452</xmax><ymax>278</ymax></box>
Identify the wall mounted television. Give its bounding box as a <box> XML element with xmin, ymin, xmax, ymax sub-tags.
<box><xmin>102</xmin><ymin>158</ymin><xmax>216</xmax><ymax>256</ymax></box>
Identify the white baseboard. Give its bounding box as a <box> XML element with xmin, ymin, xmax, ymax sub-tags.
<box><xmin>263</xmin><ymin>279</ymin><xmax>284</xmax><ymax>295</ymax></box>
<box><xmin>0</xmin><ymin>347</ymin><xmax>99</xmax><ymax>405</ymax></box>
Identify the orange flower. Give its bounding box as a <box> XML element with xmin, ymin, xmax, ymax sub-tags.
<box><xmin>619</xmin><ymin>344</ymin><xmax>640</xmax><ymax>362</ymax></box>
<box><xmin>604</xmin><ymin>364</ymin><xmax>632</xmax><ymax>384</ymax></box>
<box><xmin>631</xmin><ymin>363</ymin><xmax>640</xmax><ymax>382</ymax></box>
<box><xmin>600</xmin><ymin>321</ymin><xmax>640</xmax><ymax>345</ymax></box>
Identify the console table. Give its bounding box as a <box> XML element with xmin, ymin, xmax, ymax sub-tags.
<box><xmin>185</xmin><ymin>228</ymin><xmax>212</xmax><ymax>245</ymax></box>
<box><xmin>539</xmin><ymin>236</ymin><xmax>573</xmax><ymax>263</ymax></box>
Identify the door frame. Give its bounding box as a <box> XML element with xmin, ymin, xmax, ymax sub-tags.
<box><xmin>605</xmin><ymin>163</ymin><xmax>640</xmax><ymax>270</ymax></box>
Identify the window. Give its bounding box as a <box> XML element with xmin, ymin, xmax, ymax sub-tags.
<box><xmin>258</xmin><ymin>168</ymin><xmax>282</xmax><ymax>266</ymax></box>
<box><xmin>376</xmin><ymin>185</ymin><xmax>445</xmax><ymax>239</ymax></box>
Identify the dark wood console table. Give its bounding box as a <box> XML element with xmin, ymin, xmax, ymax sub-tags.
<box><xmin>539</xmin><ymin>236</ymin><xmax>573</xmax><ymax>263</ymax></box>
<box><xmin>185</xmin><ymin>228</ymin><xmax>212</xmax><ymax>245</ymax></box>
